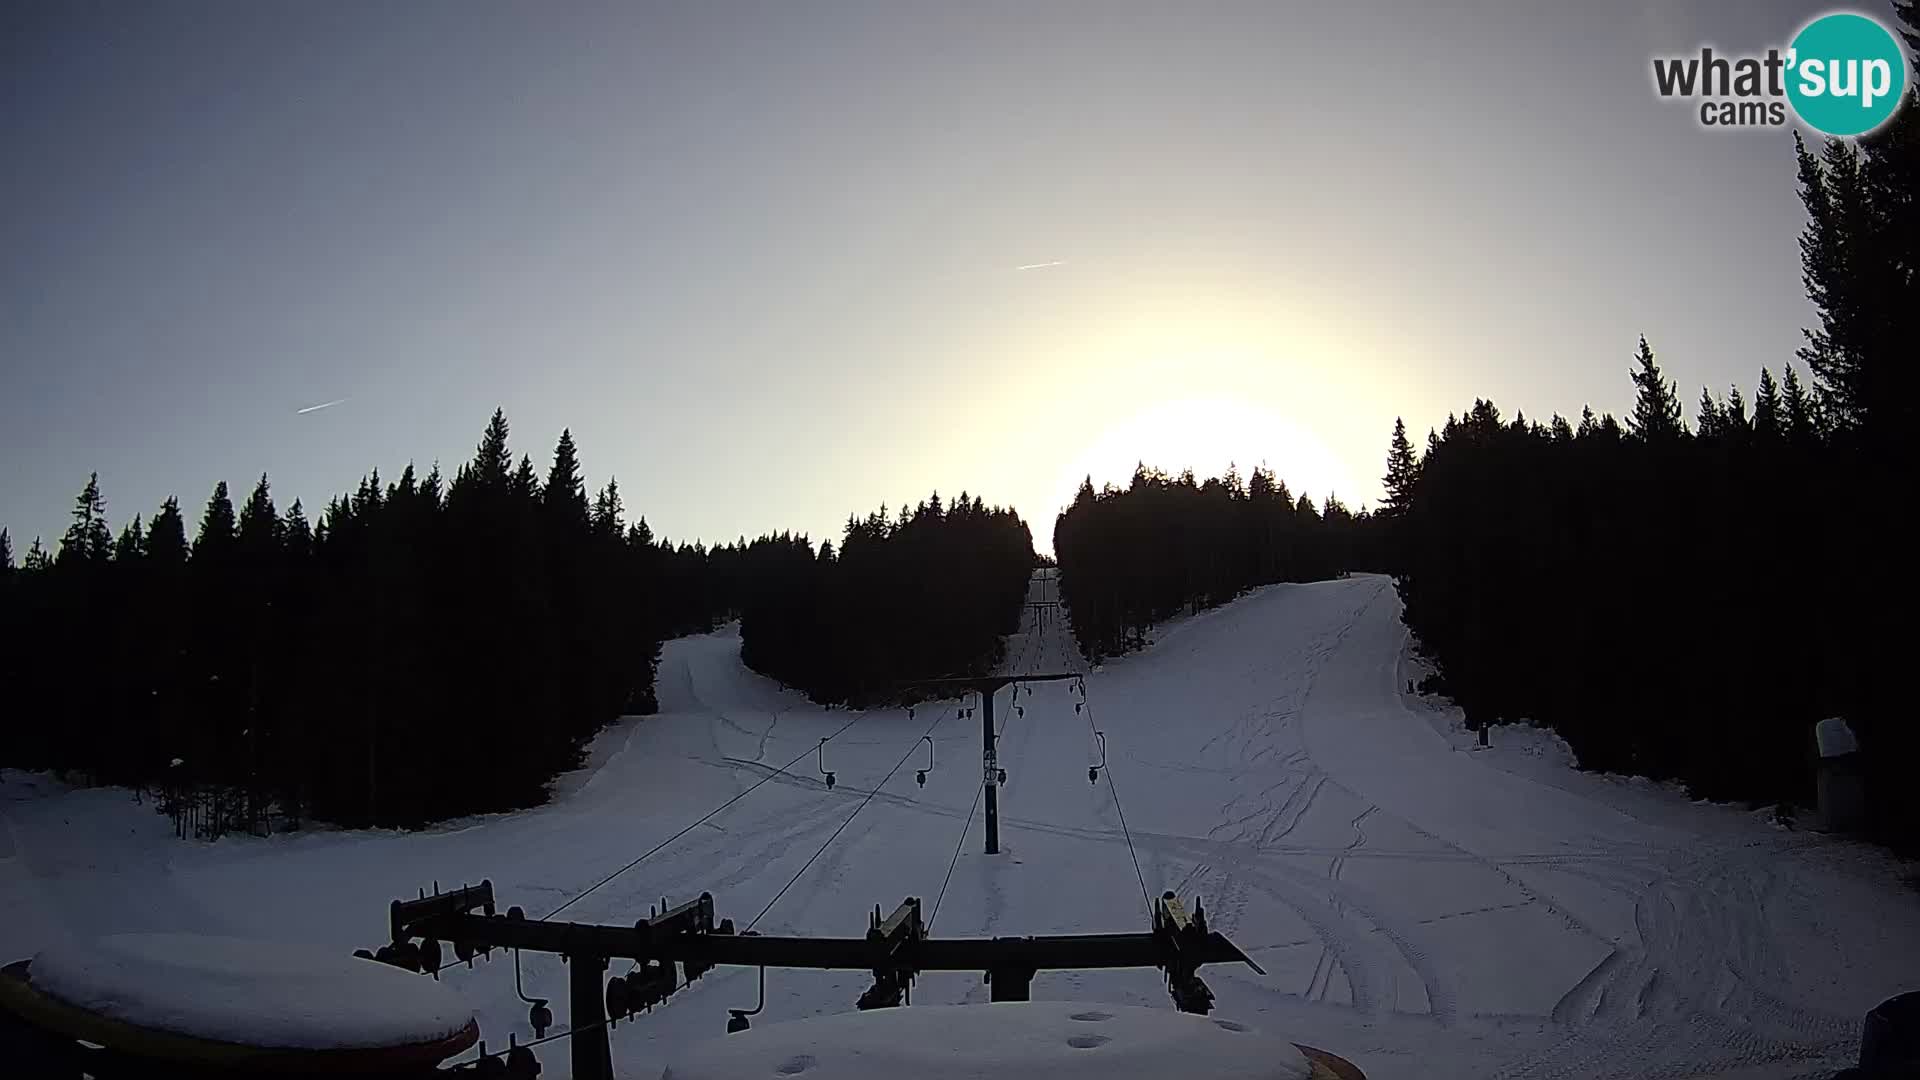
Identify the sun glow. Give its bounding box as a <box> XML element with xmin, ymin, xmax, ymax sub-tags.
<box><xmin>1054</xmin><ymin>396</ymin><xmax>1360</xmax><ymax>518</ymax></box>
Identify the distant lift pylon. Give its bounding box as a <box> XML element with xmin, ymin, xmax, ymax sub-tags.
<box><xmin>897</xmin><ymin>672</ymin><xmax>1083</xmax><ymax>854</ymax></box>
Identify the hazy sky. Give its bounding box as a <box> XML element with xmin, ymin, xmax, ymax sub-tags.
<box><xmin>2</xmin><ymin>0</ymin><xmax>1845</xmax><ymax>556</ymax></box>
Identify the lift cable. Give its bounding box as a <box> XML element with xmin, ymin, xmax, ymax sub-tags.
<box><xmin>442</xmin><ymin>1013</ymin><xmax>613</xmax><ymax>1073</ymax></box>
<box><xmin>927</xmin><ymin>778</ymin><xmax>986</xmax><ymax>932</ymax></box>
<box><xmin>1078</xmin><ymin>684</ymin><xmax>1152</xmax><ymax>917</ymax></box>
<box><xmin>746</xmin><ymin>706</ymin><xmax>948</xmax><ymax>932</ymax></box>
<box><xmin>542</xmin><ymin>710</ymin><xmax>874</xmax><ymax>922</ymax></box>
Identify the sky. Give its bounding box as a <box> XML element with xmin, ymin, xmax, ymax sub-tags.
<box><xmin>1</xmin><ymin>0</ymin><xmax>1853</xmax><ymax>557</ymax></box>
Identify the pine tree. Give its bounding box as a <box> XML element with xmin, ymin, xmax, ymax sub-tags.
<box><xmin>24</xmin><ymin>537</ymin><xmax>52</xmax><ymax>571</ymax></box>
<box><xmin>1627</xmin><ymin>337</ymin><xmax>1686</xmax><ymax>441</ymax></box>
<box><xmin>591</xmin><ymin>478</ymin><xmax>624</xmax><ymax>537</ymax></box>
<box><xmin>194</xmin><ymin>481</ymin><xmax>237</xmax><ymax>560</ymax></box>
<box><xmin>1782</xmin><ymin>363</ymin><xmax>1816</xmax><ymax>444</ymax></box>
<box><xmin>59</xmin><ymin>472</ymin><xmax>114</xmax><ymax>566</ymax></box>
<box><xmin>148</xmin><ymin>498</ymin><xmax>189</xmax><ymax>567</ymax></box>
<box><xmin>1724</xmin><ymin>386</ymin><xmax>1750</xmax><ymax>438</ymax></box>
<box><xmin>1696</xmin><ymin>387</ymin><xmax>1724</xmax><ymax>441</ymax></box>
<box><xmin>115</xmin><ymin>515</ymin><xmax>147</xmax><ymax>562</ymax></box>
<box><xmin>1577</xmin><ymin>406</ymin><xmax>1598</xmax><ymax>439</ymax></box>
<box><xmin>475</xmin><ymin>409</ymin><xmax>513</xmax><ymax>489</ymax></box>
<box><xmin>510</xmin><ymin>455</ymin><xmax>540</xmax><ymax>501</ymax></box>
<box><xmin>544</xmin><ymin>429</ymin><xmax>589</xmax><ymax>529</ymax></box>
<box><xmin>1382</xmin><ymin>417</ymin><xmax>1417</xmax><ymax>515</ymax></box>
<box><xmin>237</xmin><ymin>474</ymin><xmax>281</xmax><ymax>557</ymax></box>
<box><xmin>282</xmin><ymin>500</ymin><xmax>312</xmax><ymax>560</ymax></box>
<box><xmin>389</xmin><ymin>463</ymin><xmax>417</xmax><ymax>503</ymax></box>
<box><xmin>1896</xmin><ymin>1</ymin><xmax>1920</xmax><ymax>50</ymax></box>
<box><xmin>1794</xmin><ymin>132</ymin><xmax>1866</xmax><ymax>429</ymax></box>
<box><xmin>0</xmin><ymin>528</ymin><xmax>12</xmax><ymax>575</ymax></box>
<box><xmin>419</xmin><ymin>464</ymin><xmax>444</xmax><ymax>510</ymax></box>
<box><xmin>1753</xmin><ymin>368</ymin><xmax>1781</xmax><ymax>440</ymax></box>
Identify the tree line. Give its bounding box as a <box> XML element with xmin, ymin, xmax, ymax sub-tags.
<box><xmin>1385</xmin><ymin>9</ymin><xmax>1920</xmax><ymax>848</ymax></box>
<box><xmin>736</xmin><ymin>494</ymin><xmax>1036</xmax><ymax>704</ymax></box>
<box><xmin>0</xmin><ymin>412</ymin><xmax>710</xmax><ymax>830</ymax></box>
<box><xmin>0</xmin><ymin>414</ymin><xmax>1026</xmax><ymax>831</ymax></box>
<box><xmin>1052</xmin><ymin>465</ymin><xmax>1371</xmax><ymax>662</ymax></box>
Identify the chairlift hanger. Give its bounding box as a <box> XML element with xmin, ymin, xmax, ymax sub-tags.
<box><xmin>376</xmin><ymin>881</ymin><xmax>1261</xmax><ymax>1080</ymax></box>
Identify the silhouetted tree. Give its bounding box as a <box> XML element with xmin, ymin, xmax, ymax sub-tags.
<box><xmin>59</xmin><ymin>472</ymin><xmax>113</xmax><ymax>567</ymax></box>
<box><xmin>1628</xmin><ymin>336</ymin><xmax>1685</xmax><ymax>441</ymax></box>
<box><xmin>1382</xmin><ymin>417</ymin><xmax>1417</xmax><ymax>517</ymax></box>
<box><xmin>1053</xmin><ymin>462</ymin><xmax>1365</xmax><ymax>661</ymax></box>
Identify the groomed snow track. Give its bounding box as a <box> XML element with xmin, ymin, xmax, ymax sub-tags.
<box><xmin>3</xmin><ymin>574</ymin><xmax>1916</xmax><ymax>1078</ymax></box>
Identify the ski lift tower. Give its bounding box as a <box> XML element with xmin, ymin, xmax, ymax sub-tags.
<box><xmin>900</xmin><ymin>671</ymin><xmax>1084</xmax><ymax>854</ymax></box>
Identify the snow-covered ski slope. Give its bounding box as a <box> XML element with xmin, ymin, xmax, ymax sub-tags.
<box><xmin>4</xmin><ymin>574</ymin><xmax>1917</xmax><ymax>1078</ymax></box>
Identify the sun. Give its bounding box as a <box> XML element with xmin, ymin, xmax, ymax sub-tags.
<box><xmin>1054</xmin><ymin>396</ymin><xmax>1358</xmax><ymax>516</ymax></box>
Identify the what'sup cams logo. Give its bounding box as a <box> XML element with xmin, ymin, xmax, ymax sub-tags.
<box><xmin>1653</xmin><ymin>11</ymin><xmax>1909</xmax><ymax>135</ymax></box>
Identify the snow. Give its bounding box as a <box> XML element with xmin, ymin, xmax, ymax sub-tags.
<box><xmin>658</xmin><ymin>1001</ymin><xmax>1311</xmax><ymax>1080</ymax></box>
<box><xmin>3</xmin><ymin>574</ymin><xmax>1918</xmax><ymax>1079</ymax></box>
<box><xmin>27</xmin><ymin>932</ymin><xmax>473</xmax><ymax>1049</ymax></box>
<box><xmin>1815</xmin><ymin>717</ymin><xmax>1858</xmax><ymax>758</ymax></box>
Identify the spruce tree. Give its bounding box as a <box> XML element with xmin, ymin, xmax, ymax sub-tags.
<box><xmin>1782</xmin><ymin>364</ymin><xmax>1816</xmax><ymax>444</ymax></box>
<box><xmin>510</xmin><ymin>454</ymin><xmax>540</xmax><ymax>501</ymax></box>
<box><xmin>591</xmin><ymin>479</ymin><xmax>624</xmax><ymax>536</ymax></box>
<box><xmin>475</xmin><ymin>409</ymin><xmax>513</xmax><ymax>489</ymax></box>
<box><xmin>282</xmin><ymin>500</ymin><xmax>312</xmax><ymax>559</ymax></box>
<box><xmin>237</xmin><ymin>474</ymin><xmax>281</xmax><ymax>557</ymax></box>
<box><xmin>1382</xmin><ymin>417</ymin><xmax>1417</xmax><ymax>515</ymax></box>
<box><xmin>1794</xmin><ymin>132</ymin><xmax>1864</xmax><ymax>429</ymax></box>
<box><xmin>194</xmin><ymin>481</ymin><xmax>237</xmax><ymax>561</ymax></box>
<box><xmin>1577</xmin><ymin>406</ymin><xmax>1598</xmax><ymax>439</ymax></box>
<box><xmin>1696</xmin><ymin>387</ymin><xmax>1724</xmax><ymax>441</ymax></box>
<box><xmin>59</xmin><ymin>472</ymin><xmax>114</xmax><ymax>566</ymax></box>
<box><xmin>1723</xmin><ymin>386</ymin><xmax>1750</xmax><ymax>440</ymax></box>
<box><xmin>115</xmin><ymin>515</ymin><xmax>147</xmax><ymax>562</ymax></box>
<box><xmin>1753</xmin><ymin>368</ymin><xmax>1781</xmax><ymax>440</ymax></box>
<box><xmin>544</xmin><ymin>429</ymin><xmax>589</xmax><ymax>530</ymax></box>
<box><xmin>148</xmin><ymin>498</ymin><xmax>189</xmax><ymax>567</ymax></box>
<box><xmin>419</xmin><ymin>464</ymin><xmax>444</xmax><ymax>510</ymax></box>
<box><xmin>1627</xmin><ymin>337</ymin><xmax>1686</xmax><ymax>441</ymax></box>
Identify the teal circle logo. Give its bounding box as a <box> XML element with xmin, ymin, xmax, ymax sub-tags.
<box><xmin>1786</xmin><ymin>13</ymin><xmax>1907</xmax><ymax>136</ymax></box>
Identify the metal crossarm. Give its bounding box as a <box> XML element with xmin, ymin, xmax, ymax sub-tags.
<box><xmin>895</xmin><ymin>671</ymin><xmax>1087</xmax><ymax>853</ymax></box>
<box><xmin>375</xmin><ymin>884</ymin><xmax>1262</xmax><ymax>1079</ymax></box>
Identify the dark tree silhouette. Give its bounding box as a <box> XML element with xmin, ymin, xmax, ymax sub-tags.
<box><xmin>1</xmin><ymin>413</ymin><xmax>1041</xmax><ymax>831</ymax></box>
<box><xmin>1391</xmin><ymin>11</ymin><xmax>1920</xmax><ymax>841</ymax></box>
<box><xmin>737</xmin><ymin>493</ymin><xmax>1035</xmax><ymax>704</ymax></box>
<box><xmin>1053</xmin><ymin>464</ymin><xmax>1369</xmax><ymax>662</ymax></box>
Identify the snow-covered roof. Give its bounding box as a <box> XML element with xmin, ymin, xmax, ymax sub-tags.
<box><xmin>658</xmin><ymin>1001</ymin><xmax>1311</xmax><ymax>1079</ymax></box>
<box><xmin>29</xmin><ymin>933</ymin><xmax>474</xmax><ymax>1051</ymax></box>
<box><xmin>1815</xmin><ymin>717</ymin><xmax>1858</xmax><ymax>758</ymax></box>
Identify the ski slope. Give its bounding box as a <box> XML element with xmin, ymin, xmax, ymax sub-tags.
<box><xmin>4</xmin><ymin>574</ymin><xmax>1917</xmax><ymax>1078</ymax></box>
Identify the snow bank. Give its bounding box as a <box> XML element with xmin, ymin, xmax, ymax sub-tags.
<box><xmin>658</xmin><ymin>1001</ymin><xmax>1310</xmax><ymax>1080</ymax></box>
<box><xmin>29</xmin><ymin>933</ymin><xmax>473</xmax><ymax>1050</ymax></box>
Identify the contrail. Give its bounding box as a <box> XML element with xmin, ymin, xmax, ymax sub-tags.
<box><xmin>295</xmin><ymin>397</ymin><xmax>348</xmax><ymax>415</ymax></box>
<box><xmin>1015</xmin><ymin>260</ymin><xmax>1067</xmax><ymax>271</ymax></box>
